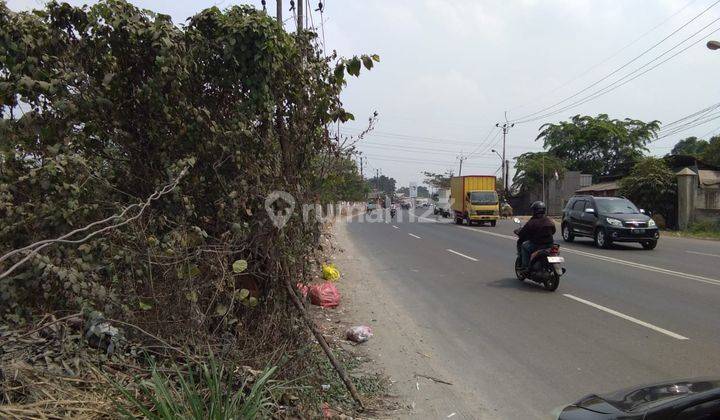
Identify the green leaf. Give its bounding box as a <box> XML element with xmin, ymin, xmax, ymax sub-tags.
<box><xmin>187</xmin><ymin>264</ymin><xmax>200</xmax><ymax>278</ymax></box>
<box><xmin>185</xmin><ymin>291</ymin><xmax>198</xmax><ymax>303</ymax></box>
<box><xmin>215</xmin><ymin>303</ymin><xmax>227</xmax><ymax>315</ymax></box>
<box><xmin>139</xmin><ymin>300</ymin><xmax>153</xmax><ymax>311</ymax></box>
<box><xmin>232</xmin><ymin>259</ymin><xmax>247</xmax><ymax>273</ymax></box>
<box><xmin>347</xmin><ymin>57</ymin><xmax>361</xmax><ymax>77</ymax></box>
<box><xmin>334</xmin><ymin>63</ymin><xmax>345</xmax><ymax>80</ymax></box>
<box><xmin>361</xmin><ymin>55</ymin><xmax>373</xmax><ymax>70</ymax></box>
<box><xmin>236</xmin><ymin>288</ymin><xmax>250</xmax><ymax>300</ymax></box>
<box><xmin>371</xmin><ymin>54</ymin><xmax>380</xmax><ymax>62</ymax></box>
<box><xmin>247</xmin><ymin>297</ymin><xmax>258</xmax><ymax>307</ymax></box>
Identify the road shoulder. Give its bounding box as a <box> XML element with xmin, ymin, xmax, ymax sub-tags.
<box><xmin>333</xmin><ymin>221</ymin><xmax>482</xmax><ymax>419</ymax></box>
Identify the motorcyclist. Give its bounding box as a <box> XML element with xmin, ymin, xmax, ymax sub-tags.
<box><xmin>516</xmin><ymin>201</ymin><xmax>556</xmax><ymax>273</ymax></box>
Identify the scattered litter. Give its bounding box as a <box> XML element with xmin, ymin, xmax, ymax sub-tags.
<box><xmin>84</xmin><ymin>311</ymin><xmax>123</xmax><ymax>355</ymax></box>
<box><xmin>416</xmin><ymin>351</ymin><xmax>431</xmax><ymax>358</ymax></box>
<box><xmin>447</xmin><ymin>413</ymin><xmax>457</xmax><ymax>418</ymax></box>
<box><xmin>414</xmin><ymin>373</ymin><xmax>453</xmax><ymax>386</ymax></box>
<box><xmin>345</xmin><ymin>325</ymin><xmax>373</xmax><ymax>343</ymax></box>
<box><xmin>308</xmin><ymin>282</ymin><xmax>341</xmax><ymax>308</ymax></box>
<box><xmin>321</xmin><ymin>384</ymin><xmax>330</xmax><ymax>391</ymax></box>
<box><xmin>416</xmin><ymin>381</ymin><xmax>420</xmax><ymax>391</ymax></box>
<box><xmin>321</xmin><ymin>263</ymin><xmax>340</xmax><ymax>281</ymax></box>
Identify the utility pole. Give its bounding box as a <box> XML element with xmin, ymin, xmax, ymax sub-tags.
<box><xmin>542</xmin><ymin>154</ymin><xmax>545</xmax><ymax>205</ymax></box>
<box><xmin>457</xmin><ymin>154</ymin><xmax>467</xmax><ymax>176</ymax></box>
<box><xmin>376</xmin><ymin>169</ymin><xmax>380</xmax><ymax>194</ymax></box>
<box><xmin>276</xmin><ymin>0</ymin><xmax>282</xmax><ymax>22</ymax></box>
<box><xmin>297</xmin><ymin>0</ymin><xmax>303</xmax><ymax>31</ymax></box>
<box><xmin>359</xmin><ymin>156</ymin><xmax>364</xmax><ymax>178</ymax></box>
<box><xmin>496</xmin><ymin>119</ymin><xmax>514</xmax><ymax>193</ymax></box>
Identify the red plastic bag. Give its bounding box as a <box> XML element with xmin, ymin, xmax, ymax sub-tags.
<box><xmin>296</xmin><ymin>282</ymin><xmax>309</xmax><ymax>298</ymax></box>
<box><xmin>308</xmin><ymin>282</ymin><xmax>341</xmax><ymax>308</ymax></box>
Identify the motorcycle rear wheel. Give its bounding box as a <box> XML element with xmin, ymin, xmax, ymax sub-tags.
<box><xmin>544</xmin><ymin>273</ymin><xmax>560</xmax><ymax>291</ymax></box>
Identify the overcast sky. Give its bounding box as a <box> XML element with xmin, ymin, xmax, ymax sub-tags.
<box><xmin>8</xmin><ymin>0</ymin><xmax>720</xmax><ymax>187</ymax></box>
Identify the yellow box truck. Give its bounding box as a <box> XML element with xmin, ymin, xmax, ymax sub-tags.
<box><xmin>450</xmin><ymin>175</ymin><xmax>500</xmax><ymax>226</ymax></box>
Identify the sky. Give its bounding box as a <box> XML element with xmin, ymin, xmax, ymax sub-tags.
<box><xmin>7</xmin><ymin>0</ymin><xmax>720</xmax><ymax>188</ymax></box>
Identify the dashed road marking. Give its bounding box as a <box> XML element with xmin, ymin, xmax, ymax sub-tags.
<box><xmin>446</xmin><ymin>249</ymin><xmax>478</xmax><ymax>261</ymax></box>
<box><xmin>408</xmin><ymin>233</ymin><xmax>422</xmax><ymax>239</ymax></box>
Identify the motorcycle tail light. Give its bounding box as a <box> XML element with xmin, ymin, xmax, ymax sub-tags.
<box><xmin>550</xmin><ymin>245</ymin><xmax>560</xmax><ymax>255</ymax></box>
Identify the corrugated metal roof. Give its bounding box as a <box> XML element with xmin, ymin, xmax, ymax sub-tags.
<box><xmin>576</xmin><ymin>181</ymin><xmax>619</xmax><ymax>192</ymax></box>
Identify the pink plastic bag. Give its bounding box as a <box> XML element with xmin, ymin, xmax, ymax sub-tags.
<box><xmin>308</xmin><ymin>282</ymin><xmax>341</xmax><ymax>308</ymax></box>
<box><xmin>345</xmin><ymin>325</ymin><xmax>373</xmax><ymax>343</ymax></box>
<box><xmin>296</xmin><ymin>283</ymin><xmax>309</xmax><ymax>298</ymax></box>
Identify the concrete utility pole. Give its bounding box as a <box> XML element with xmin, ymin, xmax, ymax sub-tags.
<box><xmin>496</xmin><ymin>120</ymin><xmax>514</xmax><ymax>193</ymax></box>
<box><xmin>457</xmin><ymin>154</ymin><xmax>467</xmax><ymax>176</ymax></box>
<box><xmin>359</xmin><ymin>156</ymin><xmax>365</xmax><ymax>178</ymax></box>
<box><xmin>297</xmin><ymin>0</ymin><xmax>303</xmax><ymax>31</ymax></box>
<box><xmin>376</xmin><ymin>169</ymin><xmax>380</xmax><ymax>193</ymax></box>
<box><xmin>276</xmin><ymin>0</ymin><xmax>282</xmax><ymax>22</ymax></box>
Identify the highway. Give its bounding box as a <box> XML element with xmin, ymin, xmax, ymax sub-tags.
<box><xmin>345</xmin><ymin>208</ymin><xmax>720</xmax><ymax>419</ymax></box>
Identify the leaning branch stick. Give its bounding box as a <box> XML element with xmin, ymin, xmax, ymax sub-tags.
<box><xmin>282</xmin><ymin>263</ymin><xmax>364</xmax><ymax>410</ymax></box>
<box><xmin>0</xmin><ymin>167</ymin><xmax>188</xmax><ymax>280</ymax></box>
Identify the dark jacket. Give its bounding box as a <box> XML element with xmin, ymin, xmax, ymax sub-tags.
<box><xmin>518</xmin><ymin>215</ymin><xmax>556</xmax><ymax>246</ymax></box>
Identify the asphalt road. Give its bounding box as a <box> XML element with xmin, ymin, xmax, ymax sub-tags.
<box><xmin>345</xmin><ymin>208</ymin><xmax>720</xmax><ymax>419</ymax></box>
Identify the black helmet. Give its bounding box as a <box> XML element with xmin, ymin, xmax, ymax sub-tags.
<box><xmin>530</xmin><ymin>201</ymin><xmax>546</xmax><ymax>216</ymax></box>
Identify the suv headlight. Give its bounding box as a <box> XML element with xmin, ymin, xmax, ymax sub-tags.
<box><xmin>606</xmin><ymin>217</ymin><xmax>622</xmax><ymax>227</ymax></box>
<box><xmin>648</xmin><ymin>219</ymin><xmax>656</xmax><ymax>227</ymax></box>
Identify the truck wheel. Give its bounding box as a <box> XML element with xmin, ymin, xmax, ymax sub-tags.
<box><xmin>490</xmin><ymin>220</ymin><xmax>496</xmax><ymax>227</ymax></box>
<box><xmin>455</xmin><ymin>217</ymin><xmax>463</xmax><ymax>225</ymax></box>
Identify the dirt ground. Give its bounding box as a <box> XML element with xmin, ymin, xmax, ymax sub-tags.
<box><xmin>328</xmin><ymin>220</ymin><xmax>478</xmax><ymax>419</ymax></box>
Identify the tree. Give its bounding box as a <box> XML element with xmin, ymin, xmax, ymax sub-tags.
<box><xmin>396</xmin><ymin>186</ymin><xmax>410</xmax><ymax>195</ymax></box>
<box><xmin>416</xmin><ymin>186</ymin><xmax>429</xmax><ymax>198</ymax></box>
<box><xmin>619</xmin><ymin>157</ymin><xmax>676</xmax><ymax>222</ymax></box>
<box><xmin>512</xmin><ymin>152</ymin><xmax>565</xmax><ymax>194</ymax></box>
<box><xmin>670</xmin><ymin>136</ymin><xmax>709</xmax><ymax>157</ymax></box>
<box><xmin>422</xmin><ymin>171</ymin><xmax>453</xmax><ymax>189</ymax></box>
<box><xmin>701</xmin><ymin>136</ymin><xmax>720</xmax><ymax>167</ymax></box>
<box><xmin>537</xmin><ymin>114</ymin><xmax>660</xmax><ymax>179</ymax></box>
<box><xmin>366</xmin><ymin>175</ymin><xmax>396</xmax><ymax>195</ymax></box>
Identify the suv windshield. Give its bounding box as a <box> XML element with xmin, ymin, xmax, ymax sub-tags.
<box><xmin>468</xmin><ymin>191</ymin><xmax>498</xmax><ymax>205</ymax></box>
<box><xmin>595</xmin><ymin>198</ymin><xmax>639</xmax><ymax>214</ymax></box>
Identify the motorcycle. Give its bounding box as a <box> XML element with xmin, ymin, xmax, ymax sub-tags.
<box><xmin>513</xmin><ymin>217</ymin><xmax>565</xmax><ymax>291</ymax></box>
<box><xmin>390</xmin><ymin>208</ymin><xmax>397</xmax><ymax>219</ymax></box>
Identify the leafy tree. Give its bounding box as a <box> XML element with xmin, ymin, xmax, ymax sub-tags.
<box><xmin>619</xmin><ymin>157</ymin><xmax>676</xmax><ymax>222</ymax></box>
<box><xmin>537</xmin><ymin>114</ymin><xmax>660</xmax><ymax>179</ymax></box>
<box><xmin>670</xmin><ymin>136</ymin><xmax>709</xmax><ymax>157</ymax></box>
<box><xmin>416</xmin><ymin>186</ymin><xmax>429</xmax><ymax>198</ymax></box>
<box><xmin>318</xmin><ymin>154</ymin><xmax>368</xmax><ymax>202</ymax></box>
<box><xmin>512</xmin><ymin>152</ymin><xmax>565</xmax><ymax>194</ymax></box>
<box><xmin>0</xmin><ymin>0</ymin><xmax>378</xmax><ymax>334</ymax></box>
<box><xmin>396</xmin><ymin>186</ymin><xmax>410</xmax><ymax>195</ymax></box>
<box><xmin>701</xmin><ymin>136</ymin><xmax>720</xmax><ymax>167</ymax></box>
<box><xmin>422</xmin><ymin>171</ymin><xmax>453</xmax><ymax>189</ymax></box>
<box><xmin>366</xmin><ymin>175</ymin><xmax>396</xmax><ymax>196</ymax></box>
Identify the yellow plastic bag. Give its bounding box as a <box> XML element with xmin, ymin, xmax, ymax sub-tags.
<box><xmin>321</xmin><ymin>263</ymin><xmax>340</xmax><ymax>281</ymax></box>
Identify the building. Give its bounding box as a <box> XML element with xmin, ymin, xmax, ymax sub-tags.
<box><xmin>574</xmin><ymin>181</ymin><xmax>620</xmax><ymax>197</ymax></box>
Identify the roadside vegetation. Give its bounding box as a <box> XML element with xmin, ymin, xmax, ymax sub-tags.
<box><xmin>0</xmin><ymin>0</ymin><xmax>377</xmax><ymax>416</ymax></box>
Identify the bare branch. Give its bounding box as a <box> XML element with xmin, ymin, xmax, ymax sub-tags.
<box><xmin>0</xmin><ymin>167</ymin><xmax>189</xmax><ymax>280</ymax></box>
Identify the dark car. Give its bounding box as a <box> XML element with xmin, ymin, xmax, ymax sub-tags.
<box><xmin>558</xmin><ymin>378</ymin><xmax>720</xmax><ymax>419</ymax></box>
<box><xmin>561</xmin><ymin>196</ymin><xmax>659</xmax><ymax>250</ymax></box>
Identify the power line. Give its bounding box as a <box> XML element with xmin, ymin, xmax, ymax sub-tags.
<box><xmin>506</xmin><ymin>0</ymin><xmax>700</xmax><ymax>113</ymax></box>
<box><xmin>513</xmin><ymin>20</ymin><xmax>720</xmax><ymax>125</ymax></box>
<box><xmin>509</xmin><ymin>0</ymin><xmax>720</xmax><ymax>124</ymax></box>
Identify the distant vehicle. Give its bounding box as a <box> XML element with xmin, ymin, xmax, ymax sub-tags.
<box><xmin>561</xmin><ymin>196</ymin><xmax>659</xmax><ymax>250</ymax></box>
<box><xmin>557</xmin><ymin>378</ymin><xmax>720</xmax><ymax>419</ymax></box>
<box><xmin>513</xmin><ymin>218</ymin><xmax>564</xmax><ymax>291</ymax></box>
<box><xmin>366</xmin><ymin>201</ymin><xmax>376</xmax><ymax>211</ymax></box>
<box><xmin>421</xmin><ymin>202</ymin><xmax>429</xmax><ymax>208</ymax></box>
<box><xmin>434</xmin><ymin>188</ymin><xmax>451</xmax><ymax>217</ymax></box>
<box><xmin>401</xmin><ymin>202</ymin><xmax>411</xmax><ymax>210</ymax></box>
<box><xmin>450</xmin><ymin>175</ymin><xmax>499</xmax><ymax>226</ymax></box>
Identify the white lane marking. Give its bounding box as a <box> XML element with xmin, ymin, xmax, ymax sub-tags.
<box><xmin>392</xmin><ymin>225</ymin><xmax>400</xmax><ymax>229</ymax></box>
<box><xmin>446</xmin><ymin>249</ymin><xmax>478</xmax><ymax>261</ymax></box>
<box><xmin>460</xmin><ymin>225</ymin><xmax>720</xmax><ymax>286</ymax></box>
<box><xmin>408</xmin><ymin>233</ymin><xmax>422</xmax><ymax>239</ymax></box>
<box><xmin>687</xmin><ymin>250</ymin><xmax>720</xmax><ymax>258</ymax></box>
<box><xmin>563</xmin><ymin>294</ymin><xmax>689</xmax><ymax>340</ymax></box>
<box><xmin>457</xmin><ymin>225</ymin><xmax>515</xmax><ymax>240</ymax></box>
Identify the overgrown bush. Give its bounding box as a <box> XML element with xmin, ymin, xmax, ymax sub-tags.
<box><xmin>619</xmin><ymin>157</ymin><xmax>677</xmax><ymax>225</ymax></box>
<box><xmin>0</xmin><ymin>0</ymin><xmax>375</xmax><ymax>352</ymax></box>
